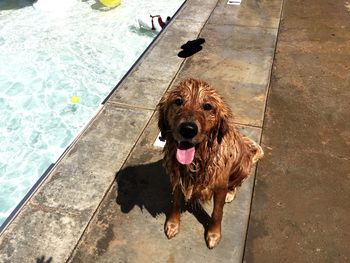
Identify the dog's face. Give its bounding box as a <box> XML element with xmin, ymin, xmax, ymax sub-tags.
<box><xmin>158</xmin><ymin>79</ymin><xmax>231</xmax><ymax>165</ymax></box>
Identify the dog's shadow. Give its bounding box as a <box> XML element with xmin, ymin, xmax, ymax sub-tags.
<box><xmin>116</xmin><ymin>160</ymin><xmax>171</xmax><ymax>217</ymax></box>
<box><xmin>115</xmin><ymin>159</ymin><xmax>212</xmax><ymax>230</ymax></box>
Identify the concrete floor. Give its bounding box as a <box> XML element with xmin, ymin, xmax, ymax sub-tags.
<box><xmin>1</xmin><ymin>0</ymin><xmax>349</xmax><ymax>262</ymax></box>
<box><xmin>244</xmin><ymin>0</ymin><xmax>350</xmax><ymax>262</ymax></box>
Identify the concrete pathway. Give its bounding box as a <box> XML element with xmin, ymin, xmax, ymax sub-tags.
<box><xmin>68</xmin><ymin>1</ymin><xmax>281</xmax><ymax>262</ymax></box>
<box><xmin>3</xmin><ymin>0</ymin><xmax>348</xmax><ymax>262</ymax></box>
<box><xmin>0</xmin><ymin>0</ymin><xmax>283</xmax><ymax>262</ymax></box>
<box><xmin>244</xmin><ymin>0</ymin><xmax>350</xmax><ymax>262</ymax></box>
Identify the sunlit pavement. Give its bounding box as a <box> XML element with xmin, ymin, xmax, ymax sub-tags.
<box><xmin>1</xmin><ymin>0</ymin><xmax>349</xmax><ymax>262</ymax></box>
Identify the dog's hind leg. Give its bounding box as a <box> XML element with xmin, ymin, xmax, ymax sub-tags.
<box><xmin>243</xmin><ymin>137</ymin><xmax>264</xmax><ymax>164</ymax></box>
<box><xmin>225</xmin><ymin>188</ymin><xmax>237</xmax><ymax>203</ymax></box>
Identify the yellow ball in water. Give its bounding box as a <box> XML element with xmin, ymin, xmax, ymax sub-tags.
<box><xmin>99</xmin><ymin>0</ymin><xmax>121</xmax><ymax>8</ymax></box>
<box><xmin>71</xmin><ymin>96</ymin><xmax>80</xmax><ymax>104</ymax></box>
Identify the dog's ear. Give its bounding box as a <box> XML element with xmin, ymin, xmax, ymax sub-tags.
<box><xmin>157</xmin><ymin>98</ymin><xmax>169</xmax><ymax>140</ymax></box>
<box><xmin>217</xmin><ymin>116</ymin><xmax>229</xmax><ymax>144</ymax></box>
<box><xmin>216</xmin><ymin>104</ymin><xmax>232</xmax><ymax>144</ymax></box>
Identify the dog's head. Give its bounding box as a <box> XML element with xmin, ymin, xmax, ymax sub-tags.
<box><xmin>157</xmin><ymin>78</ymin><xmax>232</xmax><ymax>165</ymax></box>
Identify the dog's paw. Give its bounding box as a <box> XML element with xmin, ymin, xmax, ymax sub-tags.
<box><xmin>225</xmin><ymin>189</ymin><xmax>237</xmax><ymax>203</ymax></box>
<box><xmin>164</xmin><ymin>220</ymin><xmax>180</xmax><ymax>239</ymax></box>
<box><xmin>206</xmin><ymin>231</ymin><xmax>221</xmax><ymax>249</ymax></box>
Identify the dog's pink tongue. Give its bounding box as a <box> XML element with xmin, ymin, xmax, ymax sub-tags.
<box><xmin>176</xmin><ymin>147</ymin><xmax>195</xmax><ymax>165</ymax></box>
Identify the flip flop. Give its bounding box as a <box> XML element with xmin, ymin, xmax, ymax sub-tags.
<box><xmin>180</xmin><ymin>38</ymin><xmax>206</xmax><ymax>49</ymax></box>
<box><xmin>178</xmin><ymin>45</ymin><xmax>203</xmax><ymax>58</ymax></box>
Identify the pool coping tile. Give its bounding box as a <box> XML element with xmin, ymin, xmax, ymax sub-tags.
<box><xmin>174</xmin><ymin>0</ymin><xmax>219</xmax><ymax>23</ymax></box>
<box><xmin>209</xmin><ymin>0</ymin><xmax>283</xmax><ymax>28</ymax></box>
<box><xmin>31</xmin><ymin>105</ymin><xmax>153</xmax><ymax>212</ymax></box>
<box><xmin>0</xmin><ymin>205</ymin><xmax>88</xmax><ymax>263</ymax></box>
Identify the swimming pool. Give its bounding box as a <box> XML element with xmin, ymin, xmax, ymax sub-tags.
<box><xmin>0</xmin><ymin>0</ymin><xmax>184</xmax><ymax>227</ymax></box>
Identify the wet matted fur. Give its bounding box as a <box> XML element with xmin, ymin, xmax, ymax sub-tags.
<box><xmin>157</xmin><ymin>78</ymin><xmax>263</xmax><ymax>248</ymax></box>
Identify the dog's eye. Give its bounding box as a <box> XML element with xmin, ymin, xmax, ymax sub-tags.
<box><xmin>203</xmin><ymin>103</ymin><xmax>212</xmax><ymax>111</ymax></box>
<box><xmin>174</xmin><ymin>98</ymin><xmax>183</xmax><ymax>106</ymax></box>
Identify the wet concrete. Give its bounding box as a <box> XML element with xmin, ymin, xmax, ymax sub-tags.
<box><xmin>65</xmin><ymin>0</ymin><xmax>282</xmax><ymax>261</ymax></box>
<box><xmin>68</xmin><ymin>115</ymin><xmax>262</xmax><ymax>263</ymax></box>
<box><xmin>244</xmin><ymin>0</ymin><xmax>350</xmax><ymax>262</ymax></box>
<box><xmin>0</xmin><ymin>0</ymin><xmax>285</xmax><ymax>262</ymax></box>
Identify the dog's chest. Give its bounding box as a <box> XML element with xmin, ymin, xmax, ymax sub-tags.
<box><xmin>180</xmin><ymin>168</ymin><xmax>213</xmax><ymax>202</ymax></box>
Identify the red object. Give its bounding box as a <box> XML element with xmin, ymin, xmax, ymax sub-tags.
<box><xmin>150</xmin><ymin>15</ymin><xmax>166</xmax><ymax>30</ymax></box>
<box><xmin>158</xmin><ymin>16</ymin><xmax>166</xmax><ymax>28</ymax></box>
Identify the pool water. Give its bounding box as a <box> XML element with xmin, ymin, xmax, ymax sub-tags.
<box><xmin>0</xmin><ymin>0</ymin><xmax>184</xmax><ymax>227</ymax></box>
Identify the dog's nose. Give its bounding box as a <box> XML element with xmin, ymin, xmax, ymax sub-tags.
<box><xmin>178</xmin><ymin>122</ymin><xmax>198</xmax><ymax>139</ymax></box>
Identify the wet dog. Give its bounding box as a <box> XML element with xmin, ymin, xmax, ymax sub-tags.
<box><xmin>157</xmin><ymin>78</ymin><xmax>263</xmax><ymax>248</ymax></box>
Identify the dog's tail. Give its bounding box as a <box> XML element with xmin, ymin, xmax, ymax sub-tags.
<box><xmin>243</xmin><ymin>137</ymin><xmax>264</xmax><ymax>164</ymax></box>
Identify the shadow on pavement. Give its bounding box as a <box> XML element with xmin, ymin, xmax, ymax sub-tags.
<box><xmin>115</xmin><ymin>159</ymin><xmax>212</xmax><ymax>231</ymax></box>
<box><xmin>116</xmin><ymin>160</ymin><xmax>172</xmax><ymax>218</ymax></box>
<box><xmin>36</xmin><ymin>256</ymin><xmax>52</xmax><ymax>263</ymax></box>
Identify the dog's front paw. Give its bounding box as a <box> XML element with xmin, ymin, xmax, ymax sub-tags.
<box><xmin>164</xmin><ymin>220</ymin><xmax>180</xmax><ymax>239</ymax></box>
<box><xmin>206</xmin><ymin>230</ymin><xmax>221</xmax><ymax>249</ymax></box>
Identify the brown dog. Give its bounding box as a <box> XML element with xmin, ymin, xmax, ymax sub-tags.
<box><xmin>157</xmin><ymin>78</ymin><xmax>263</xmax><ymax>248</ymax></box>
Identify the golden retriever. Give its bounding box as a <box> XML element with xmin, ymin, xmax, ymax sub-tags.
<box><xmin>157</xmin><ymin>78</ymin><xmax>263</xmax><ymax>248</ymax></box>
